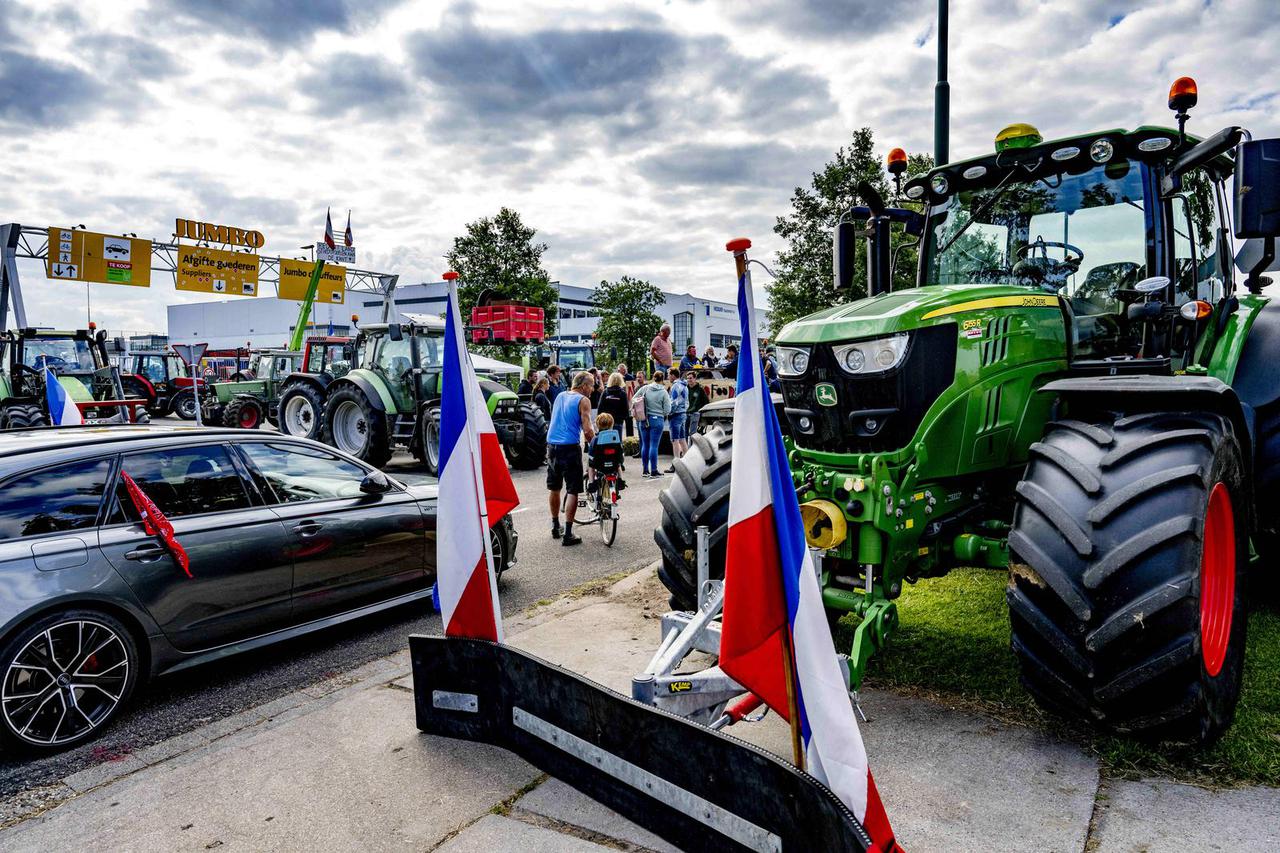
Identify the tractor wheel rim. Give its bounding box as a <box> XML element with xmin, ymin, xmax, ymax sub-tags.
<box><xmin>239</xmin><ymin>407</ymin><xmax>259</xmax><ymax>428</ymax></box>
<box><xmin>426</xmin><ymin>418</ymin><xmax>440</xmax><ymax>468</ymax></box>
<box><xmin>178</xmin><ymin>397</ymin><xmax>195</xmax><ymax>417</ymax></box>
<box><xmin>1200</xmin><ymin>481</ymin><xmax>1236</xmax><ymax>678</ymax></box>
<box><xmin>283</xmin><ymin>397</ymin><xmax>313</xmax><ymax>435</ymax></box>
<box><xmin>2</xmin><ymin>619</ymin><xmax>129</xmax><ymax>746</ymax></box>
<box><xmin>333</xmin><ymin>401</ymin><xmax>366</xmax><ymax>454</ymax></box>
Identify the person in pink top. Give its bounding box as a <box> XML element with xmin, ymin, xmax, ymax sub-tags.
<box><xmin>650</xmin><ymin>323</ymin><xmax>673</xmax><ymax>375</ymax></box>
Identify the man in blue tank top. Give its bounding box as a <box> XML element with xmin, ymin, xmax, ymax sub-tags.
<box><xmin>546</xmin><ymin>370</ymin><xmax>596</xmax><ymax>546</ymax></box>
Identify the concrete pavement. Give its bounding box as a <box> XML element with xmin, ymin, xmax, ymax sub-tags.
<box><xmin>1</xmin><ymin>566</ymin><xmax>1276</xmax><ymax>851</ymax></box>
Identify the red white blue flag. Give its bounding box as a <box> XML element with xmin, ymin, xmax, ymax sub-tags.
<box><xmin>437</xmin><ymin>275</ymin><xmax>519</xmax><ymax>640</ymax></box>
<box><xmin>323</xmin><ymin>208</ymin><xmax>336</xmax><ymax>250</ymax></box>
<box><xmin>718</xmin><ymin>243</ymin><xmax>899</xmax><ymax>850</ymax></box>
<box><xmin>344</xmin><ymin>211</ymin><xmax>353</xmax><ymax>247</ymax></box>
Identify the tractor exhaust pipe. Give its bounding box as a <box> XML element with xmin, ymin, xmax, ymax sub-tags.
<box><xmin>833</xmin><ymin>183</ymin><xmax>893</xmax><ymax>298</ymax></box>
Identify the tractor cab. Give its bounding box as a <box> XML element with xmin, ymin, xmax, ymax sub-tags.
<box><xmin>0</xmin><ymin>327</ymin><xmax>143</xmax><ymax>426</ymax></box>
<box><xmin>353</xmin><ymin>314</ymin><xmax>445</xmax><ymax>413</ymax></box>
<box><xmin>300</xmin><ymin>335</ymin><xmax>353</xmax><ymax>380</ymax></box>
<box><xmin>906</xmin><ymin>122</ymin><xmax>1236</xmax><ymax>368</ymax></box>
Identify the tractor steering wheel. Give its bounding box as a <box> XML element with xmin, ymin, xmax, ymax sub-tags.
<box><xmin>1012</xmin><ymin>238</ymin><xmax>1085</xmax><ymax>289</ymax></box>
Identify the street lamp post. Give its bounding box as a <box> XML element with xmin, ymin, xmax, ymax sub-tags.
<box><xmin>935</xmin><ymin>0</ymin><xmax>950</xmax><ymax>165</ymax></box>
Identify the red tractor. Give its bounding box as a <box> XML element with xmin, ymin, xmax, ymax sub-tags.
<box><xmin>276</xmin><ymin>335</ymin><xmax>354</xmax><ymax>439</ymax></box>
<box><xmin>120</xmin><ymin>349</ymin><xmax>206</xmax><ymax>420</ymax></box>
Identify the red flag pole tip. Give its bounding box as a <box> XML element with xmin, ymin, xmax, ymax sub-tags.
<box><xmin>725</xmin><ymin>237</ymin><xmax>752</xmax><ymax>253</ymax></box>
<box><xmin>442</xmin><ymin>271</ymin><xmax>460</xmax><ymax>281</ymax></box>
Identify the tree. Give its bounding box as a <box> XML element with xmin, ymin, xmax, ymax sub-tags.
<box><xmin>766</xmin><ymin>128</ymin><xmax>932</xmax><ymax>334</ymax></box>
<box><xmin>592</xmin><ymin>275</ymin><xmax>664</xmax><ymax>371</ymax></box>
<box><xmin>445</xmin><ymin>207</ymin><xmax>559</xmax><ymax>355</ymax></box>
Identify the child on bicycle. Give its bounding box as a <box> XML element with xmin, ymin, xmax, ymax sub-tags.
<box><xmin>586</xmin><ymin>413</ymin><xmax>625</xmax><ymax>493</ymax></box>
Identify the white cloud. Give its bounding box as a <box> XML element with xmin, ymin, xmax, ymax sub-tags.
<box><xmin>1</xmin><ymin>0</ymin><xmax>1276</xmax><ymax>335</ymax></box>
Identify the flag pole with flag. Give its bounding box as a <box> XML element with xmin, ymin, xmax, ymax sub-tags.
<box><xmin>436</xmin><ymin>270</ymin><xmax>519</xmax><ymax>641</ymax></box>
<box><xmin>323</xmin><ymin>207</ymin><xmax>336</xmax><ymax>250</ymax></box>
<box><xmin>43</xmin><ymin>367</ymin><xmax>83</xmax><ymax>426</ymax></box>
<box><xmin>717</xmin><ymin>238</ymin><xmax>900</xmax><ymax>851</ymax></box>
<box><xmin>344</xmin><ymin>211</ymin><xmax>353</xmax><ymax>248</ymax></box>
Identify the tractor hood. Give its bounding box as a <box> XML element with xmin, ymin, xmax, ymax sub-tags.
<box><xmin>776</xmin><ymin>284</ymin><xmax>1061</xmax><ymax>344</ymax></box>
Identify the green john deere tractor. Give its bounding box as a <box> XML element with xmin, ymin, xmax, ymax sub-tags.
<box><xmin>659</xmin><ymin>82</ymin><xmax>1280</xmax><ymax>744</ymax></box>
<box><xmin>203</xmin><ymin>349</ymin><xmax>301</xmax><ymax>429</ymax></box>
<box><xmin>0</xmin><ymin>327</ymin><xmax>149</xmax><ymax>427</ymax></box>
<box><xmin>320</xmin><ymin>313</ymin><xmax>547</xmax><ymax>473</ymax></box>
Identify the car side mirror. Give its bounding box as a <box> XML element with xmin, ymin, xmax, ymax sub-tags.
<box><xmin>359</xmin><ymin>469</ymin><xmax>392</xmax><ymax>495</ymax></box>
<box><xmin>1234</xmin><ymin>138</ymin><xmax>1280</xmax><ymax>239</ymax></box>
<box><xmin>388</xmin><ymin>323</ymin><xmax>403</xmax><ymax>342</ymax></box>
<box><xmin>833</xmin><ymin>220</ymin><xmax>858</xmax><ymax>291</ymax></box>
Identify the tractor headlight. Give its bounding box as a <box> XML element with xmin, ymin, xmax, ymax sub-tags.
<box><xmin>777</xmin><ymin>346</ymin><xmax>810</xmax><ymax>377</ymax></box>
<box><xmin>832</xmin><ymin>334</ymin><xmax>909</xmax><ymax>376</ymax></box>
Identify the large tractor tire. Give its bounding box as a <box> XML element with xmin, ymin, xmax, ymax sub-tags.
<box><xmin>413</xmin><ymin>405</ymin><xmax>442</xmax><ymax>476</ymax></box>
<box><xmin>324</xmin><ymin>386</ymin><xmax>392</xmax><ymax>468</ymax></box>
<box><xmin>506</xmin><ymin>402</ymin><xmax>548</xmax><ymax>470</ymax></box>
<box><xmin>120</xmin><ymin>376</ymin><xmax>159</xmax><ymax>416</ymax></box>
<box><xmin>1009</xmin><ymin>411</ymin><xmax>1248</xmax><ymax>744</ymax></box>
<box><xmin>0</xmin><ymin>404</ymin><xmax>48</xmax><ymax>430</ymax></box>
<box><xmin>278</xmin><ymin>381</ymin><xmax>326</xmax><ymax>440</ymax></box>
<box><xmin>173</xmin><ymin>390</ymin><xmax>199</xmax><ymax>420</ymax></box>
<box><xmin>654</xmin><ymin>425</ymin><xmax>733</xmax><ymax>610</ymax></box>
<box><xmin>223</xmin><ymin>398</ymin><xmax>265</xmax><ymax>430</ymax></box>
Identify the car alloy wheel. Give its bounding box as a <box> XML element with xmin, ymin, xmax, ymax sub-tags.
<box><xmin>2</xmin><ymin>619</ymin><xmax>131</xmax><ymax>747</ymax></box>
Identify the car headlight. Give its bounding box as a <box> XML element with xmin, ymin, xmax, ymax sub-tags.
<box><xmin>777</xmin><ymin>345</ymin><xmax>810</xmax><ymax>377</ymax></box>
<box><xmin>832</xmin><ymin>333</ymin><xmax>909</xmax><ymax>376</ymax></box>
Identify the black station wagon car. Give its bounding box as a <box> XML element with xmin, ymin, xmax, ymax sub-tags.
<box><xmin>0</xmin><ymin>425</ymin><xmax>516</xmax><ymax>752</ymax></box>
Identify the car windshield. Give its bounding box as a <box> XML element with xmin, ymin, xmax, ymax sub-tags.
<box><xmin>922</xmin><ymin>161</ymin><xmax>1149</xmax><ymax>313</ymax></box>
<box><xmin>24</xmin><ymin>337</ymin><xmax>96</xmax><ymax>372</ymax></box>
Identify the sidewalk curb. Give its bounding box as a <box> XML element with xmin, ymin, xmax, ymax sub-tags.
<box><xmin>0</xmin><ymin>565</ymin><xmax>661</xmax><ymax>830</ymax></box>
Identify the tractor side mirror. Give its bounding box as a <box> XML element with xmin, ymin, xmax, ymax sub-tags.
<box><xmin>388</xmin><ymin>323</ymin><xmax>404</xmax><ymax>342</ymax></box>
<box><xmin>359</xmin><ymin>469</ymin><xmax>392</xmax><ymax>495</ymax></box>
<box><xmin>833</xmin><ymin>220</ymin><xmax>858</xmax><ymax>291</ymax></box>
<box><xmin>1234</xmin><ymin>138</ymin><xmax>1280</xmax><ymax>239</ymax></box>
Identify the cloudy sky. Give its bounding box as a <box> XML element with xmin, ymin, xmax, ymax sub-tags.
<box><xmin>2</xmin><ymin>0</ymin><xmax>1276</xmax><ymax>335</ymax></box>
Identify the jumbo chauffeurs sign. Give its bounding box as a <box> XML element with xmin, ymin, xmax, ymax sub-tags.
<box><xmin>176</xmin><ymin>245</ymin><xmax>260</xmax><ymax>296</ymax></box>
<box><xmin>278</xmin><ymin>258</ymin><xmax>346</xmax><ymax>304</ymax></box>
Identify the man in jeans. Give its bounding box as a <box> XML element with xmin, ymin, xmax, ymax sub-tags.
<box><xmin>650</xmin><ymin>324</ymin><xmax>673</xmax><ymax>376</ymax></box>
<box><xmin>664</xmin><ymin>368</ymin><xmax>688</xmax><ymax>473</ymax></box>
<box><xmin>546</xmin><ymin>371</ymin><xmax>596</xmax><ymax>546</ymax></box>
<box><xmin>637</xmin><ymin>372</ymin><xmax>671</xmax><ymax>479</ymax></box>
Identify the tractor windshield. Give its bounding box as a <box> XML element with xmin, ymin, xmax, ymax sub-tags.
<box><xmin>23</xmin><ymin>338</ymin><xmax>96</xmax><ymax>373</ymax></box>
<box><xmin>416</xmin><ymin>329</ymin><xmax>444</xmax><ymax>370</ymax></box>
<box><xmin>922</xmin><ymin>161</ymin><xmax>1149</xmax><ymax>315</ymax></box>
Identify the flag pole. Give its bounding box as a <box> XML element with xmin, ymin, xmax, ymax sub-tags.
<box><xmin>729</xmin><ymin>238</ymin><xmax>806</xmax><ymax>772</ymax></box>
<box><xmin>445</xmin><ymin>271</ymin><xmax>504</xmax><ymax>642</ymax></box>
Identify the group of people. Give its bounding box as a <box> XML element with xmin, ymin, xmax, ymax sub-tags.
<box><xmin>519</xmin><ymin>359</ymin><xmax>712</xmax><ymax>546</ymax></box>
<box><xmin>647</xmin><ymin>323</ymin><xmax>740</xmax><ymax>377</ymax></box>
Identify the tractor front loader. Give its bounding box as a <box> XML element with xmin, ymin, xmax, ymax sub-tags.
<box><xmin>658</xmin><ymin>78</ymin><xmax>1280</xmax><ymax>744</ymax></box>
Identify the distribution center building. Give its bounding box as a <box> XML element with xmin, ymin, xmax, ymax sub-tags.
<box><xmin>167</xmin><ymin>280</ymin><xmax>767</xmax><ymax>354</ymax></box>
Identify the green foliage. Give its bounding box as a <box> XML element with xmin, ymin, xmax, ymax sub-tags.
<box><xmin>766</xmin><ymin>128</ymin><xmax>932</xmax><ymax>335</ymax></box>
<box><xmin>591</xmin><ymin>275</ymin><xmax>665</xmax><ymax>371</ymax></box>
<box><xmin>445</xmin><ymin>207</ymin><xmax>559</xmax><ymax>357</ymax></box>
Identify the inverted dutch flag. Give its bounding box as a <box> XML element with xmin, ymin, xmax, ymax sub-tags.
<box><xmin>718</xmin><ymin>243</ymin><xmax>899</xmax><ymax>851</ymax></box>
<box><xmin>436</xmin><ymin>276</ymin><xmax>519</xmax><ymax>641</ymax></box>
<box><xmin>323</xmin><ymin>207</ymin><xmax>336</xmax><ymax>250</ymax></box>
<box><xmin>44</xmin><ymin>367</ymin><xmax>83</xmax><ymax>426</ymax></box>
<box><xmin>343</xmin><ymin>211</ymin><xmax>354</xmax><ymax>248</ymax></box>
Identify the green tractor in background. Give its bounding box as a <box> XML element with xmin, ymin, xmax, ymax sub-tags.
<box><xmin>321</xmin><ymin>313</ymin><xmax>547</xmax><ymax>473</ymax></box>
<box><xmin>202</xmin><ymin>349</ymin><xmax>301</xmax><ymax>429</ymax></box>
<box><xmin>659</xmin><ymin>79</ymin><xmax>1280</xmax><ymax>744</ymax></box>
<box><xmin>0</xmin><ymin>327</ymin><xmax>149</xmax><ymax>427</ymax></box>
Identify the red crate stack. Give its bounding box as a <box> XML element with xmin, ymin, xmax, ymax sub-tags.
<box><xmin>470</xmin><ymin>304</ymin><xmax>545</xmax><ymax>344</ymax></box>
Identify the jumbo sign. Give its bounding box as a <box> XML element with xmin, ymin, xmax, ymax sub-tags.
<box><xmin>174</xmin><ymin>218</ymin><xmax>265</xmax><ymax>249</ymax></box>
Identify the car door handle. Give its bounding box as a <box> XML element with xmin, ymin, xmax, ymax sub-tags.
<box><xmin>292</xmin><ymin>521</ymin><xmax>323</xmax><ymax>537</ymax></box>
<box><xmin>125</xmin><ymin>544</ymin><xmax>167</xmax><ymax>562</ymax></box>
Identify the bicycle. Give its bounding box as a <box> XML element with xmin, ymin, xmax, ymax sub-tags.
<box><xmin>562</xmin><ymin>444</ymin><xmax>625</xmax><ymax>546</ymax></box>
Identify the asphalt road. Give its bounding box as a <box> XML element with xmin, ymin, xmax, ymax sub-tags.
<box><xmin>0</xmin><ymin>447</ymin><xmax>673</xmax><ymax>801</ymax></box>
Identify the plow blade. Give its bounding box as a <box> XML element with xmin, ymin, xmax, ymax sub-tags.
<box><xmin>410</xmin><ymin>635</ymin><xmax>873</xmax><ymax>853</ymax></box>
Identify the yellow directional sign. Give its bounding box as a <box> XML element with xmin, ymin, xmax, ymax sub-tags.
<box><xmin>175</xmin><ymin>245</ymin><xmax>259</xmax><ymax>297</ymax></box>
<box><xmin>277</xmin><ymin>258</ymin><xmax>347</xmax><ymax>304</ymax></box>
<box><xmin>46</xmin><ymin>227</ymin><xmax>152</xmax><ymax>286</ymax></box>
